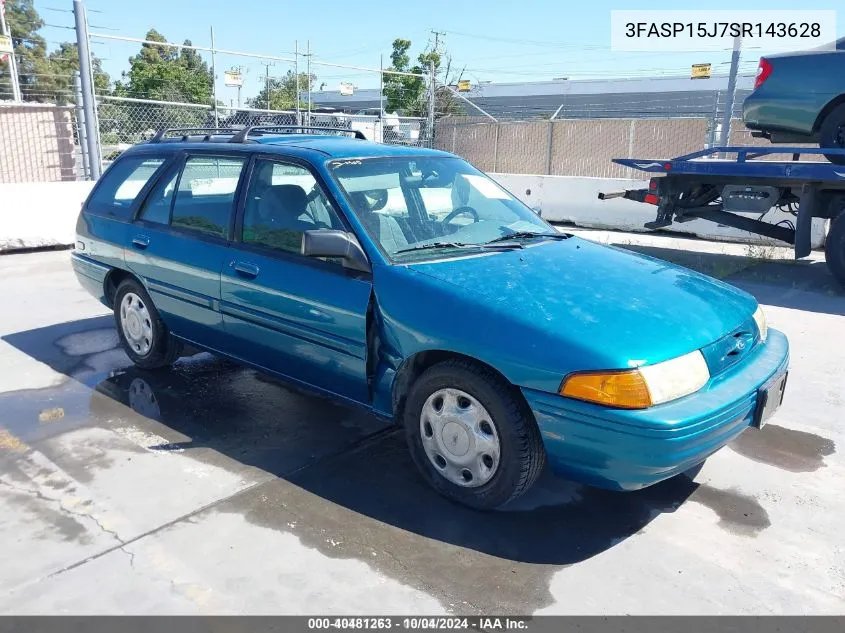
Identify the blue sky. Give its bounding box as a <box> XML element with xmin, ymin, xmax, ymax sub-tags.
<box><xmin>35</xmin><ymin>0</ymin><xmax>843</xmax><ymax>104</ymax></box>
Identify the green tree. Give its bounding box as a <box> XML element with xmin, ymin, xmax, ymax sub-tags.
<box><xmin>114</xmin><ymin>29</ymin><xmax>213</xmax><ymax>104</ymax></box>
<box><xmin>382</xmin><ymin>39</ymin><xmax>463</xmax><ymax>117</ymax></box>
<box><xmin>0</xmin><ymin>1</ymin><xmax>110</xmax><ymax>103</ymax></box>
<box><xmin>0</xmin><ymin>0</ymin><xmax>52</xmax><ymax>101</ymax></box>
<box><xmin>247</xmin><ymin>70</ymin><xmax>314</xmax><ymax>110</ymax></box>
<box><xmin>382</xmin><ymin>39</ymin><xmax>426</xmax><ymax>116</ymax></box>
<box><xmin>105</xmin><ymin>30</ymin><xmax>215</xmax><ymax>143</ymax></box>
<box><xmin>45</xmin><ymin>43</ymin><xmax>110</xmax><ymax>104</ymax></box>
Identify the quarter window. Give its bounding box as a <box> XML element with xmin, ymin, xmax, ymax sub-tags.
<box><xmin>86</xmin><ymin>156</ymin><xmax>165</xmax><ymax>219</ymax></box>
<box><xmin>170</xmin><ymin>156</ymin><xmax>246</xmax><ymax>238</ymax></box>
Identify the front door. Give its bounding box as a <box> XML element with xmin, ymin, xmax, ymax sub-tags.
<box><xmin>219</xmin><ymin>157</ymin><xmax>372</xmax><ymax>404</ymax></box>
<box><xmin>126</xmin><ymin>154</ymin><xmax>247</xmax><ymax>351</ymax></box>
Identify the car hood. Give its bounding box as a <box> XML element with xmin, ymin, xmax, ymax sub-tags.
<box><xmin>406</xmin><ymin>237</ymin><xmax>756</xmax><ymax>368</ymax></box>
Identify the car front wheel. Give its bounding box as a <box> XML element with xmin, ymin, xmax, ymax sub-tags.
<box><xmin>819</xmin><ymin>103</ymin><xmax>845</xmax><ymax>165</ymax></box>
<box><xmin>404</xmin><ymin>359</ymin><xmax>545</xmax><ymax>510</ymax></box>
<box><xmin>114</xmin><ymin>278</ymin><xmax>182</xmax><ymax>369</ymax></box>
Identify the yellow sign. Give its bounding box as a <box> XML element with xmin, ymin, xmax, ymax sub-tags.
<box><xmin>457</xmin><ymin>79</ymin><xmax>471</xmax><ymax>92</ymax></box>
<box><xmin>0</xmin><ymin>35</ymin><xmax>13</xmax><ymax>54</ymax></box>
<box><xmin>691</xmin><ymin>63</ymin><xmax>712</xmax><ymax>79</ymax></box>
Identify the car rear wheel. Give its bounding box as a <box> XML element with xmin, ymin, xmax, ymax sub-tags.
<box><xmin>825</xmin><ymin>211</ymin><xmax>845</xmax><ymax>287</ymax></box>
<box><xmin>404</xmin><ymin>359</ymin><xmax>545</xmax><ymax>510</ymax></box>
<box><xmin>114</xmin><ymin>278</ymin><xmax>182</xmax><ymax>369</ymax></box>
<box><xmin>819</xmin><ymin>103</ymin><xmax>845</xmax><ymax>165</ymax></box>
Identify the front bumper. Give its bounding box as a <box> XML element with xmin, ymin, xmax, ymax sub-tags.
<box><xmin>522</xmin><ymin>329</ymin><xmax>789</xmax><ymax>491</ymax></box>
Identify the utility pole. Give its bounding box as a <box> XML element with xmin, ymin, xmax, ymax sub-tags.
<box><xmin>306</xmin><ymin>40</ymin><xmax>311</xmax><ymax>123</ymax></box>
<box><xmin>210</xmin><ymin>26</ymin><xmax>219</xmax><ymax>127</ymax></box>
<box><xmin>0</xmin><ymin>0</ymin><xmax>22</xmax><ymax>101</ymax></box>
<box><xmin>73</xmin><ymin>0</ymin><xmax>101</xmax><ymax>179</ymax></box>
<box><xmin>430</xmin><ymin>29</ymin><xmax>446</xmax><ymax>54</ymax></box>
<box><xmin>260</xmin><ymin>61</ymin><xmax>275</xmax><ymax>110</ymax></box>
<box><xmin>72</xmin><ymin>71</ymin><xmax>90</xmax><ymax>179</ymax></box>
<box><xmin>718</xmin><ymin>36</ymin><xmax>742</xmax><ymax>147</ymax></box>
<box><xmin>427</xmin><ymin>31</ymin><xmax>445</xmax><ymax>147</ymax></box>
<box><xmin>295</xmin><ymin>40</ymin><xmax>300</xmax><ymax>125</ymax></box>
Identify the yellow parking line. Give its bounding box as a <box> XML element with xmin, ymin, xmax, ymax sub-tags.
<box><xmin>0</xmin><ymin>429</ymin><xmax>29</xmax><ymax>454</ymax></box>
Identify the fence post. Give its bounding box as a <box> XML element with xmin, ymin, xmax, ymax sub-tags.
<box><xmin>545</xmin><ymin>121</ymin><xmax>554</xmax><ymax>175</ymax></box>
<box><xmin>73</xmin><ymin>71</ymin><xmax>90</xmax><ymax>180</ymax></box>
<box><xmin>73</xmin><ymin>0</ymin><xmax>101</xmax><ymax>179</ymax></box>
<box><xmin>427</xmin><ymin>63</ymin><xmax>435</xmax><ymax>148</ymax></box>
<box><xmin>493</xmin><ymin>123</ymin><xmax>500</xmax><ymax>172</ymax></box>
<box><xmin>718</xmin><ymin>36</ymin><xmax>742</xmax><ymax>147</ymax></box>
<box><xmin>210</xmin><ymin>26</ymin><xmax>219</xmax><ymax>127</ymax></box>
<box><xmin>708</xmin><ymin>91</ymin><xmax>720</xmax><ymax>148</ymax></box>
<box><xmin>451</xmin><ymin>125</ymin><xmax>457</xmax><ymax>154</ymax></box>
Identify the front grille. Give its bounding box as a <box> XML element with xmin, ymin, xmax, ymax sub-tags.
<box><xmin>700</xmin><ymin>318</ymin><xmax>759</xmax><ymax>378</ymax></box>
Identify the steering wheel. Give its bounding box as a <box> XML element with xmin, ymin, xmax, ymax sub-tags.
<box><xmin>441</xmin><ymin>205</ymin><xmax>479</xmax><ymax>225</ymax></box>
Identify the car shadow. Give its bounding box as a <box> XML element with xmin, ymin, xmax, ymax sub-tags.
<box><xmin>618</xmin><ymin>243</ymin><xmax>845</xmax><ymax>316</ymax></box>
<box><xmin>1</xmin><ymin>316</ymin><xmax>708</xmax><ymax>568</ymax></box>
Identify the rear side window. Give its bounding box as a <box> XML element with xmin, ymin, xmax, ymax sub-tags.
<box><xmin>86</xmin><ymin>156</ymin><xmax>166</xmax><ymax>219</ymax></box>
<box><xmin>170</xmin><ymin>156</ymin><xmax>246</xmax><ymax>238</ymax></box>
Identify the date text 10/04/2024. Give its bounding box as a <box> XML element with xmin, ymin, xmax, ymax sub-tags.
<box><xmin>307</xmin><ymin>618</ymin><xmax>530</xmax><ymax>630</ymax></box>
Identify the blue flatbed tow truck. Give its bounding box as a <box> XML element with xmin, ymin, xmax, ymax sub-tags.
<box><xmin>600</xmin><ymin>146</ymin><xmax>845</xmax><ymax>285</ymax></box>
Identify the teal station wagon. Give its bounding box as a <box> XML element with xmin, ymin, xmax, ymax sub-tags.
<box><xmin>72</xmin><ymin>126</ymin><xmax>789</xmax><ymax>509</ymax></box>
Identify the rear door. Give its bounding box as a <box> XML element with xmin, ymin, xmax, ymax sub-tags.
<box><xmin>77</xmin><ymin>154</ymin><xmax>169</xmax><ymax>270</ymax></box>
<box><xmin>219</xmin><ymin>156</ymin><xmax>372</xmax><ymax>403</ymax></box>
<box><xmin>126</xmin><ymin>153</ymin><xmax>248</xmax><ymax>350</ymax></box>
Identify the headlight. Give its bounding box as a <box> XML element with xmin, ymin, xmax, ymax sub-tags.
<box><xmin>560</xmin><ymin>350</ymin><xmax>710</xmax><ymax>409</ymax></box>
<box><xmin>753</xmin><ymin>305</ymin><xmax>768</xmax><ymax>342</ymax></box>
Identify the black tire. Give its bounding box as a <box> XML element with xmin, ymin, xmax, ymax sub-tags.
<box><xmin>825</xmin><ymin>211</ymin><xmax>845</xmax><ymax>287</ymax></box>
<box><xmin>403</xmin><ymin>359</ymin><xmax>545</xmax><ymax>510</ymax></box>
<box><xmin>113</xmin><ymin>278</ymin><xmax>182</xmax><ymax>369</ymax></box>
<box><xmin>818</xmin><ymin>103</ymin><xmax>845</xmax><ymax>165</ymax></box>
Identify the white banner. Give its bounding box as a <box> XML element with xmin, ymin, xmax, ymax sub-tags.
<box><xmin>611</xmin><ymin>10</ymin><xmax>837</xmax><ymax>52</ymax></box>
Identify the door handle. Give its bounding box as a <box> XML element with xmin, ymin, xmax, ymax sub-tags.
<box><xmin>131</xmin><ymin>235</ymin><xmax>150</xmax><ymax>249</ymax></box>
<box><xmin>231</xmin><ymin>261</ymin><xmax>260</xmax><ymax>278</ymax></box>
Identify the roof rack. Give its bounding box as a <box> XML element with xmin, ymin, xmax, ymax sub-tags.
<box><xmin>147</xmin><ymin>128</ymin><xmax>241</xmax><ymax>143</ymax></box>
<box><xmin>146</xmin><ymin>126</ymin><xmax>367</xmax><ymax>145</ymax></box>
<box><xmin>229</xmin><ymin>125</ymin><xmax>367</xmax><ymax>143</ymax></box>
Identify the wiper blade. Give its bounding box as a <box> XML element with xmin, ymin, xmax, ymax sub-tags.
<box><xmin>394</xmin><ymin>241</ymin><xmax>521</xmax><ymax>254</ymax></box>
<box><xmin>485</xmin><ymin>231</ymin><xmax>571</xmax><ymax>245</ymax></box>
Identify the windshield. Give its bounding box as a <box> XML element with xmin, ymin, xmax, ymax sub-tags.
<box><xmin>329</xmin><ymin>156</ymin><xmax>554</xmax><ymax>261</ymax></box>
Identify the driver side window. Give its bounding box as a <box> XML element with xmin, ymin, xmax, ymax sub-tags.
<box><xmin>241</xmin><ymin>160</ymin><xmax>343</xmax><ymax>256</ymax></box>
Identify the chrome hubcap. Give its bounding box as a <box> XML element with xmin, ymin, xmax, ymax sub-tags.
<box><xmin>419</xmin><ymin>388</ymin><xmax>500</xmax><ymax>488</ymax></box>
<box><xmin>119</xmin><ymin>292</ymin><xmax>153</xmax><ymax>356</ymax></box>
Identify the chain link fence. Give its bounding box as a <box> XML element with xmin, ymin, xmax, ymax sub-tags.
<box><xmin>95</xmin><ymin>95</ymin><xmax>427</xmax><ymax>168</ymax></box>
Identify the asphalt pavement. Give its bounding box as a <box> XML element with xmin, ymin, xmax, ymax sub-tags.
<box><xmin>0</xmin><ymin>238</ymin><xmax>842</xmax><ymax>614</ymax></box>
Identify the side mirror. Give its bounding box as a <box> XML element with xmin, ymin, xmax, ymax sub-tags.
<box><xmin>302</xmin><ymin>229</ymin><xmax>371</xmax><ymax>273</ymax></box>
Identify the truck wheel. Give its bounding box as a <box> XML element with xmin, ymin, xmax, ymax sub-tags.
<box><xmin>819</xmin><ymin>103</ymin><xmax>845</xmax><ymax>165</ymax></box>
<box><xmin>114</xmin><ymin>278</ymin><xmax>182</xmax><ymax>369</ymax></box>
<box><xmin>825</xmin><ymin>212</ymin><xmax>845</xmax><ymax>287</ymax></box>
<box><xmin>403</xmin><ymin>359</ymin><xmax>545</xmax><ymax>510</ymax></box>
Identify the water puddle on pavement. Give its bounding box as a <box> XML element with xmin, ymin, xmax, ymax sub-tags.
<box><xmin>0</xmin><ymin>318</ymin><xmax>780</xmax><ymax>612</ymax></box>
<box><xmin>729</xmin><ymin>424</ymin><xmax>836</xmax><ymax>473</ymax></box>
